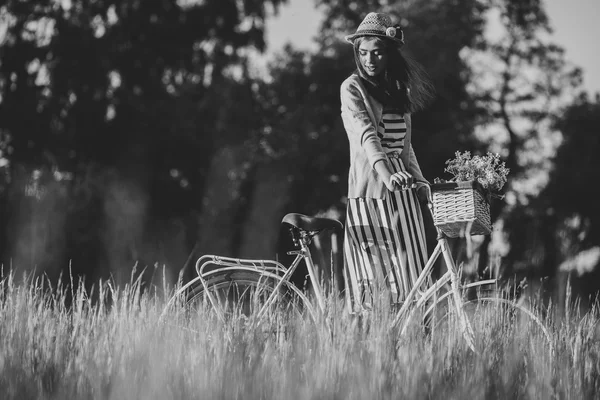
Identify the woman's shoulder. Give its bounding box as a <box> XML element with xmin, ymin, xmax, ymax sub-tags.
<box><xmin>341</xmin><ymin>73</ymin><xmax>361</xmax><ymax>89</ymax></box>
<box><xmin>341</xmin><ymin>74</ymin><xmax>367</xmax><ymax>101</ymax></box>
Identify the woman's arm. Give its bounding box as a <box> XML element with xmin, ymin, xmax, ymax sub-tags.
<box><xmin>340</xmin><ymin>79</ymin><xmax>388</xmax><ymax>169</ymax></box>
<box><xmin>374</xmin><ymin>159</ymin><xmax>414</xmax><ymax>191</ymax></box>
<box><xmin>340</xmin><ymin>78</ymin><xmax>417</xmax><ymax>192</ymax></box>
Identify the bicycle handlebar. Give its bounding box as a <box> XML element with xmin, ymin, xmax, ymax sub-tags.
<box><xmin>392</xmin><ymin>180</ymin><xmax>435</xmax><ymax>222</ymax></box>
<box><xmin>391</xmin><ymin>180</ymin><xmax>431</xmax><ymax>199</ymax></box>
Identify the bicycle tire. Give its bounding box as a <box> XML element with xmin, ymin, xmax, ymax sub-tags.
<box><xmin>426</xmin><ymin>295</ymin><xmax>554</xmax><ymax>354</ymax></box>
<box><xmin>170</xmin><ymin>270</ymin><xmax>318</xmax><ymax>330</ymax></box>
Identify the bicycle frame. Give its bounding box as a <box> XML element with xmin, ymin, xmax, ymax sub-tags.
<box><xmin>389</xmin><ymin>187</ymin><xmax>497</xmax><ymax>350</ymax></box>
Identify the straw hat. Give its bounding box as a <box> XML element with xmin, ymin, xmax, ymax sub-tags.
<box><xmin>344</xmin><ymin>12</ymin><xmax>404</xmax><ymax>45</ymax></box>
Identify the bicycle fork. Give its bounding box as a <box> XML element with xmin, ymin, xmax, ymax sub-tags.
<box><xmin>439</xmin><ymin>238</ymin><xmax>476</xmax><ymax>351</ymax></box>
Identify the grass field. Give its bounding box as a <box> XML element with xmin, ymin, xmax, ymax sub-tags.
<box><xmin>1</xmin><ymin>270</ymin><xmax>600</xmax><ymax>400</ymax></box>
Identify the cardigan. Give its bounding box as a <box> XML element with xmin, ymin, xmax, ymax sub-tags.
<box><xmin>340</xmin><ymin>73</ymin><xmax>428</xmax><ymax>199</ymax></box>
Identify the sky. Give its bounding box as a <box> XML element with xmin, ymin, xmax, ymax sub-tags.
<box><xmin>264</xmin><ymin>0</ymin><xmax>600</xmax><ymax>96</ymax></box>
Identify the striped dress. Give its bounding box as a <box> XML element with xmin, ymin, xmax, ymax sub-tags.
<box><xmin>343</xmin><ymin>109</ymin><xmax>428</xmax><ymax>311</ymax></box>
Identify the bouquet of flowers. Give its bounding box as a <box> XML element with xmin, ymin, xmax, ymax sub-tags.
<box><xmin>435</xmin><ymin>151</ymin><xmax>509</xmax><ymax>194</ymax></box>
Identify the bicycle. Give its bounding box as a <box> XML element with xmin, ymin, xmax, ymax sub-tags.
<box><xmin>162</xmin><ymin>184</ymin><xmax>554</xmax><ymax>353</ymax></box>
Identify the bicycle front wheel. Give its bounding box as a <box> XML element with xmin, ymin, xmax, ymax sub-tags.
<box><xmin>427</xmin><ymin>295</ymin><xmax>554</xmax><ymax>354</ymax></box>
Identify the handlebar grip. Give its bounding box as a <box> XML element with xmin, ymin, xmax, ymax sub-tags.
<box><xmin>392</xmin><ymin>181</ymin><xmax>417</xmax><ymax>190</ymax></box>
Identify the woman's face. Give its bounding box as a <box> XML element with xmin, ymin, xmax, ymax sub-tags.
<box><xmin>358</xmin><ymin>37</ymin><xmax>388</xmax><ymax>77</ymax></box>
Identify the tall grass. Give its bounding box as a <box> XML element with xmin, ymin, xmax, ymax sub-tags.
<box><xmin>1</xmin><ymin>270</ymin><xmax>600</xmax><ymax>400</ymax></box>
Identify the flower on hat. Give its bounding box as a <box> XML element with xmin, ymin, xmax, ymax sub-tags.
<box><xmin>385</xmin><ymin>27</ymin><xmax>397</xmax><ymax>38</ymax></box>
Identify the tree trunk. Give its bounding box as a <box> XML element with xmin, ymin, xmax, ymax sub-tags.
<box><xmin>195</xmin><ymin>144</ymin><xmax>251</xmax><ymax>263</ymax></box>
<box><xmin>238</xmin><ymin>161</ymin><xmax>292</xmax><ymax>260</ymax></box>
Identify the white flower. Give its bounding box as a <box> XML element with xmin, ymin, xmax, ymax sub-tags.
<box><xmin>386</xmin><ymin>27</ymin><xmax>397</xmax><ymax>38</ymax></box>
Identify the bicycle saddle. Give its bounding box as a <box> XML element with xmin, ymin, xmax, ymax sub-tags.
<box><xmin>282</xmin><ymin>213</ymin><xmax>343</xmax><ymax>233</ymax></box>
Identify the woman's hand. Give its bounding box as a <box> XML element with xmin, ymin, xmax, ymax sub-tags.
<box><xmin>388</xmin><ymin>171</ymin><xmax>414</xmax><ymax>191</ymax></box>
<box><xmin>415</xmin><ymin>182</ymin><xmax>431</xmax><ymax>204</ymax></box>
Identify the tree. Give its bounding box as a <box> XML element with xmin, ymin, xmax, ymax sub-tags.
<box><xmin>533</xmin><ymin>94</ymin><xmax>600</xmax><ymax>308</ymax></box>
<box><xmin>460</xmin><ymin>0</ymin><xmax>582</xmax><ymax>279</ymax></box>
<box><xmin>0</xmin><ymin>0</ymin><xmax>286</xmax><ymax>282</ymax></box>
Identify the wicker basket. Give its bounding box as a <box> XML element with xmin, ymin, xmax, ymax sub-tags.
<box><xmin>431</xmin><ymin>181</ymin><xmax>492</xmax><ymax>237</ymax></box>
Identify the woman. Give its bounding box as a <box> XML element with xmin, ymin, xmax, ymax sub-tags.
<box><xmin>340</xmin><ymin>12</ymin><xmax>435</xmax><ymax>312</ymax></box>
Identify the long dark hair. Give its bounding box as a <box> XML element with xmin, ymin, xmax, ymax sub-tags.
<box><xmin>353</xmin><ymin>36</ymin><xmax>435</xmax><ymax>113</ymax></box>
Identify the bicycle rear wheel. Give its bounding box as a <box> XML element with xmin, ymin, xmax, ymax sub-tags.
<box><xmin>175</xmin><ymin>270</ymin><xmax>317</xmax><ymax>335</ymax></box>
<box><xmin>426</xmin><ymin>295</ymin><xmax>554</xmax><ymax>354</ymax></box>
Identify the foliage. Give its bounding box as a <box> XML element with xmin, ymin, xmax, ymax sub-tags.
<box><xmin>546</xmin><ymin>94</ymin><xmax>600</xmax><ymax>229</ymax></box>
<box><xmin>463</xmin><ymin>0</ymin><xmax>581</xmax><ymax>185</ymax></box>
<box><xmin>440</xmin><ymin>151</ymin><xmax>509</xmax><ymax>192</ymax></box>
<box><xmin>0</xmin><ymin>0</ymin><xmax>286</xmax><ymax>278</ymax></box>
<box><xmin>504</xmin><ymin>94</ymin><xmax>600</xmax><ymax>279</ymax></box>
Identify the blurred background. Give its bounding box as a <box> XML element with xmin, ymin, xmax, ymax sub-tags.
<box><xmin>0</xmin><ymin>0</ymin><xmax>598</xmax><ymax>309</ymax></box>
